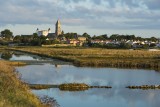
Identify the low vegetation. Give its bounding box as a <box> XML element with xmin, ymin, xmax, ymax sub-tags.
<box><xmin>59</xmin><ymin>83</ymin><xmax>89</xmax><ymax>91</ymax></box>
<box><xmin>126</xmin><ymin>85</ymin><xmax>160</xmax><ymax>90</ymax></box>
<box><xmin>8</xmin><ymin>47</ymin><xmax>160</xmax><ymax>70</ymax></box>
<box><xmin>29</xmin><ymin>83</ymin><xmax>112</xmax><ymax>91</ymax></box>
<box><xmin>29</xmin><ymin>83</ymin><xmax>90</xmax><ymax>91</ymax></box>
<box><xmin>1</xmin><ymin>60</ymin><xmax>27</xmax><ymax>66</ymax></box>
<box><xmin>29</xmin><ymin>84</ymin><xmax>58</xmax><ymax>90</ymax></box>
<box><xmin>0</xmin><ymin>60</ymin><xmax>50</xmax><ymax>107</ymax></box>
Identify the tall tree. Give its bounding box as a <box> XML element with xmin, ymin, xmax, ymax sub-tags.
<box><xmin>1</xmin><ymin>29</ymin><xmax>13</xmax><ymax>40</ymax></box>
<box><xmin>13</xmin><ymin>35</ymin><xmax>21</xmax><ymax>43</ymax></box>
<box><xmin>82</xmin><ymin>33</ymin><xmax>91</xmax><ymax>39</ymax></box>
<box><xmin>61</xmin><ymin>30</ymin><xmax>64</xmax><ymax>35</ymax></box>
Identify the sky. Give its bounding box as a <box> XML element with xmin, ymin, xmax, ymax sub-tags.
<box><xmin>0</xmin><ymin>0</ymin><xmax>160</xmax><ymax>38</ymax></box>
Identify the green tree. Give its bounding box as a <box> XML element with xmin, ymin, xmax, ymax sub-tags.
<box><xmin>150</xmin><ymin>43</ymin><xmax>156</xmax><ymax>47</ymax></box>
<box><xmin>82</xmin><ymin>33</ymin><xmax>91</xmax><ymax>39</ymax></box>
<box><xmin>119</xmin><ymin>42</ymin><xmax>132</xmax><ymax>49</ymax></box>
<box><xmin>33</xmin><ymin>33</ymin><xmax>38</xmax><ymax>38</ymax></box>
<box><xmin>91</xmin><ymin>34</ymin><xmax>108</xmax><ymax>40</ymax></box>
<box><xmin>64</xmin><ymin>33</ymin><xmax>77</xmax><ymax>39</ymax></box>
<box><xmin>62</xmin><ymin>30</ymin><xmax>64</xmax><ymax>35</ymax></box>
<box><xmin>1</xmin><ymin>29</ymin><xmax>13</xmax><ymax>40</ymax></box>
<box><xmin>143</xmin><ymin>44</ymin><xmax>149</xmax><ymax>49</ymax></box>
<box><xmin>110</xmin><ymin>34</ymin><xmax>118</xmax><ymax>40</ymax></box>
<box><xmin>13</xmin><ymin>35</ymin><xmax>21</xmax><ymax>43</ymax></box>
<box><xmin>150</xmin><ymin>37</ymin><xmax>157</xmax><ymax>42</ymax></box>
<box><xmin>136</xmin><ymin>36</ymin><xmax>143</xmax><ymax>41</ymax></box>
<box><xmin>101</xmin><ymin>34</ymin><xmax>108</xmax><ymax>40</ymax></box>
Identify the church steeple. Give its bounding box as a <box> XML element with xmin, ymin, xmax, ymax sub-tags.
<box><xmin>55</xmin><ymin>19</ymin><xmax>62</xmax><ymax>36</ymax></box>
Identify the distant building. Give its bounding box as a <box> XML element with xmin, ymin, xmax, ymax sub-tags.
<box><xmin>47</xmin><ymin>33</ymin><xmax>57</xmax><ymax>40</ymax></box>
<box><xmin>36</xmin><ymin>19</ymin><xmax>62</xmax><ymax>39</ymax></box>
<box><xmin>77</xmin><ymin>36</ymin><xmax>87</xmax><ymax>42</ymax></box>
<box><xmin>37</xmin><ymin>28</ymin><xmax>51</xmax><ymax>36</ymax></box>
<box><xmin>91</xmin><ymin>39</ymin><xmax>104</xmax><ymax>44</ymax></box>
<box><xmin>55</xmin><ymin>20</ymin><xmax>62</xmax><ymax>36</ymax></box>
<box><xmin>66</xmin><ymin>36</ymin><xmax>87</xmax><ymax>46</ymax></box>
<box><xmin>67</xmin><ymin>39</ymin><xmax>79</xmax><ymax>46</ymax></box>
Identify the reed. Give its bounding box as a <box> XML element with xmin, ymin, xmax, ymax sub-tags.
<box><xmin>29</xmin><ymin>84</ymin><xmax>58</xmax><ymax>90</ymax></box>
<box><xmin>29</xmin><ymin>84</ymin><xmax>112</xmax><ymax>91</ymax></box>
<box><xmin>8</xmin><ymin>47</ymin><xmax>160</xmax><ymax>70</ymax></box>
<box><xmin>0</xmin><ymin>60</ymin><xmax>27</xmax><ymax>66</ymax></box>
<box><xmin>0</xmin><ymin>60</ymin><xmax>50</xmax><ymax>107</ymax></box>
<box><xmin>59</xmin><ymin>83</ymin><xmax>89</xmax><ymax>91</ymax></box>
<box><xmin>126</xmin><ymin>85</ymin><xmax>160</xmax><ymax>90</ymax></box>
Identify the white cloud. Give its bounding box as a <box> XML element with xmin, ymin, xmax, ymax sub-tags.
<box><xmin>0</xmin><ymin>0</ymin><xmax>160</xmax><ymax>37</ymax></box>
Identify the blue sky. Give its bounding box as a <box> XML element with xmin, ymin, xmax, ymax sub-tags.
<box><xmin>0</xmin><ymin>0</ymin><xmax>160</xmax><ymax>37</ymax></box>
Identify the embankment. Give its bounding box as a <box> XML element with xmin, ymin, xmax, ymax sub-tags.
<box><xmin>0</xmin><ymin>60</ymin><xmax>48</xmax><ymax>107</ymax></box>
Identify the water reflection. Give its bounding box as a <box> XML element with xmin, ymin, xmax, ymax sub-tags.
<box><xmin>16</xmin><ymin>64</ymin><xmax>160</xmax><ymax>87</ymax></box>
<box><xmin>16</xmin><ymin>63</ymin><xmax>160</xmax><ymax>107</ymax></box>
<box><xmin>0</xmin><ymin>51</ymin><xmax>50</xmax><ymax>61</ymax></box>
<box><xmin>33</xmin><ymin>88</ymin><xmax>160</xmax><ymax>107</ymax></box>
<box><xmin>1</xmin><ymin>51</ymin><xmax>12</xmax><ymax>60</ymax></box>
<box><xmin>2</xmin><ymin>50</ymin><xmax>159</xmax><ymax>107</ymax></box>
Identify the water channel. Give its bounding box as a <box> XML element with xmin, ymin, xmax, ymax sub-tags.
<box><xmin>1</xmin><ymin>51</ymin><xmax>160</xmax><ymax>107</ymax></box>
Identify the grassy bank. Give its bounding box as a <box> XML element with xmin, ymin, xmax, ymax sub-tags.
<box><xmin>0</xmin><ymin>60</ymin><xmax>48</xmax><ymax>107</ymax></box>
<box><xmin>1</xmin><ymin>60</ymin><xmax>27</xmax><ymax>66</ymax></box>
<box><xmin>7</xmin><ymin>47</ymin><xmax>160</xmax><ymax>70</ymax></box>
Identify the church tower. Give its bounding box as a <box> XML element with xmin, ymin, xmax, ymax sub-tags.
<box><xmin>55</xmin><ymin>20</ymin><xmax>62</xmax><ymax>36</ymax></box>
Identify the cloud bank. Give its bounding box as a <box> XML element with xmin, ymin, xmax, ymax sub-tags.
<box><xmin>0</xmin><ymin>0</ymin><xmax>160</xmax><ymax>36</ymax></box>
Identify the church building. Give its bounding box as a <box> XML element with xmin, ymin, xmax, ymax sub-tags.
<box><xmin>55</xmin><ymin>20</ymin><xmax>62</xmax><ymax>36</ymax></box>
<box><xmin>36</xmin><ymin>19</ymin><xmax>62</xmax><ymax>37</ymax></box>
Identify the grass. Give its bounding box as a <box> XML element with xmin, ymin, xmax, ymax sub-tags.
<box><xmin>6</xmin><ymin>47</ymin><xmax>160</xmax><ymax>70</ymax></box>
<box><xmin>59</xmin><ymin>83</ymin><xmax>89</xmax><ymax>91</ymax></box>
<box><xmin>1</xmin><ymin>60</ymin><xmax>27</xmax><ymax>66</ymax></box>
<box><xmin>29</xmin><ymin>83</ymin><xmax>112</xmax><ymax>91</ymax></box>
<box><xmin>29</xmin><ymin>84</ymin><xmax>58</xmax><ymax>90</ymax></box>
<box><xmin>29</xmin><ymin>83</ymin><xmax>89</xmax><ymax>91</ymax></box>
<box><xmin>0</xmin><ymin>60</ymin><xmax>50</xmax><ymax>107</ymax></box>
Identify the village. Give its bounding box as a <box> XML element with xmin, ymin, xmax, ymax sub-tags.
<box><xmin>0</xmin><ymin>19</ymin><xmax>160</xmax><ymax>49</ymax></box>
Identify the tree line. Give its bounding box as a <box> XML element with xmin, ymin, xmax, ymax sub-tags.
<box><xmin>0</xmin><ymin>29</ymin><xmax>159</xmax><ymax>48</ymax></box>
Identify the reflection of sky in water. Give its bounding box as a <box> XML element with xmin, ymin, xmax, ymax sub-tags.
<box><xmin>10</xmin><ymin>53</ymin><xmax>52</xmax><ymax>61</ymax></box>
<box><xmin>16</xmin><ymin>64</ymin><xmax>160</xmax><ymax>107</ymax></box>
<box><xmin>33</xmin><ymin>88</ymin><xmax>160</xmax><ymax>107</ymax></box>
<box><xmin>10</xmin><ymin>54</ymin><xmax>39</xmax><ymax>60</ymax></box>
<box><xmin>16</xmin><ymin>64</ymin><xmax>160</xmax><ymax>87</ymax></box>
<box><xmin>1</xmin><ymin>52</ymin><xmax>51</xmax><ymax>61</ymax></box>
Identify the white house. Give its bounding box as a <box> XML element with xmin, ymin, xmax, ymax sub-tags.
<box><xmin>37</xmin><ymin>28</ymin><xmax>51</xmax><ymax>36</ymax></box>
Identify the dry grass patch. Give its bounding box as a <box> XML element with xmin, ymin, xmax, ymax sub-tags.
<box><xmin>0</xmin><ymin>60</ymin><xmax>50</xmax><ymax>107</ymax></box>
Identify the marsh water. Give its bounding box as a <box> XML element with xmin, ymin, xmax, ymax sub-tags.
<box><xmin>1</xmin><ymin>51</ymin><xmax>160</xmax><ymax>107</ymax></box>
